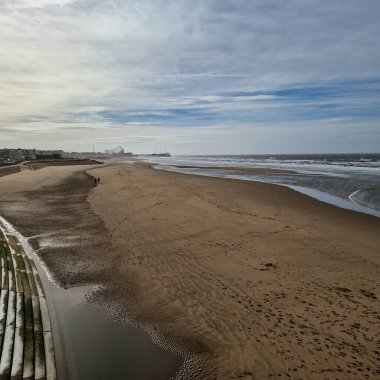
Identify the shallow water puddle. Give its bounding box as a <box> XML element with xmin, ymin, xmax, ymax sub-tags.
<box><xmin>1</xmin><ymin>216</ymin><xmax>181</xmax><ymax>380</ymax></box>
<box><xmin>49</xmin><ymin>284</ymin><xmax>181</xmax><ymax>380</ymax></box>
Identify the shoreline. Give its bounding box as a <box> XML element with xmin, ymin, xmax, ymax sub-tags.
<box><xmin>152</xmin><ymin>163</ymin><xmax>380</xmax><ymax>219</ymax></box>
<box><xmin>163</xmin><ymin>165</ymin><xmax>295</xmax><ymax>174</ymax></box>
<box><xmin>0</xmin><ymin>161</ymin><xmax>379</xmax><ymax>378</ymax></box>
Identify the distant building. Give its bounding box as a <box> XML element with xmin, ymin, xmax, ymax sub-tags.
<box><xmin>0</xmin><ymin>148</ymin><xmax>28</xmax><ymax>162</ymax></box>
<box><xmin>0</xmin><ymin>147</ymin><xmax>119</xmax><ymax>162</ymax></box>
<box><xmin>104</xmin><ymin>146</ymin><xmax>125</xmax><ymax>155</ymax></box>
<box><xmin>35</xmin><ymin>150</ymin><xmax>63</xmax><ymax>159</ymax></box>
<box><xmin>0</xmin><ymin>149</ymin><xmax>9</xmax><ymax>161</ymax></box>
<box><xmin>0</xmin><ymin>148</ymin><xmax>68</xmax><ymax>162</ymax></box>
<box><xmin>23</xmin><ymin>149</ymin><xmax>36</xmax><ymax>160</ymax></box>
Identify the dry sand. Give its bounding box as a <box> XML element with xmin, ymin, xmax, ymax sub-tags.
<box><xmin>0</xmin><ymin>161</ymin><xmax>379</xmax><ymax>379</ymax></box>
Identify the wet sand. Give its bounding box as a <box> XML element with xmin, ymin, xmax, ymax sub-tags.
<box><xmin>0</xmin><ymin>161</ymin><xmax>379</xmax><ymax>379</ymax></box>
<box><xmin>0</xmin><ymin>166</ymin><xmax>20</xmax><ymax>178</ymax></box>
<box><xmin>0</xmin><ymin>165</ymin><xmax>181</xmax><ymax>379</ymax></box>
<box><xmin>168</xmin><ymin>165</ymin><xmax>295</xmax><ymax>174</ymax></box>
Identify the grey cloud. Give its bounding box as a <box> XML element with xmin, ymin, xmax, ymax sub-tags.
<box><xmin>0</xmin><ymin>0</ymin><xmax>379</xmax><ymax>153</ymax></box>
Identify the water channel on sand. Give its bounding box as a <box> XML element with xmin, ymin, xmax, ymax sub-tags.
<box><xmin>49</xmin><ymin>285</ymin><xmax>182</xmax><ymax>380</ymax></box>
<box><xmin>2</xmin><ymin>216</ymin><xmax>182</xmax><ymax>380</ymax></box>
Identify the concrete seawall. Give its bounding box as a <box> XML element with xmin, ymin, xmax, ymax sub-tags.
<box><xmin>0</xmin><ymin>225</ymin><xmax>56</xmax><ymax>380</ymax></box>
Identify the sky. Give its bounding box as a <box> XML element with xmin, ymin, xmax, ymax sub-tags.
<box><xmin>0</xmin><ymin>0</ymin><xmax>380</xmax><ymax>154</ymax></box>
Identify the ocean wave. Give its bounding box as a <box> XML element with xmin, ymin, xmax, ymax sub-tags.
<box><xmin>349</xmin><ymin>188</ymin><xmax>380</xmax><ymax>212</ymax></box>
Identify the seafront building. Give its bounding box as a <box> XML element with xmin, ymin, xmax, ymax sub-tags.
<box><xmin>0</xmin><ymin>146</ymin><xmax>133</xmax><ymax>164</ymax></box>
<box><xmin>0</xmin><ymin>148</ymin><xmax>65</xmax><ymax>163</ymax></box>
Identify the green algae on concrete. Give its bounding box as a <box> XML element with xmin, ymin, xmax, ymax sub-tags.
<box><xmin>0</xmin><ymin>234</ymin><xmax>16</xmax><ymax>379</ymax></box>
<box><xmin>0</xmin><ymin>226</ymin><xmax>56</xmax><ymax>380</ymax></box>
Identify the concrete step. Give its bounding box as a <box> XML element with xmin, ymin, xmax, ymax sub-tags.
<box><xmin>0</xmin><ymin>228</ymin><xmax>57</xmax><ymax>380</ymax></box>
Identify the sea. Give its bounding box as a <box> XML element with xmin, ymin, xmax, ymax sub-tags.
<box><xmin>143</xmin><ymin>154</ymin><xmax>380</xmax><ymax>218</ymax></box>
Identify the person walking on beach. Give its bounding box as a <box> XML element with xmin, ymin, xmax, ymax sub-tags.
<box><xmin>98</xmin><ymin>177</ymin><xmax>100</xmax><ymax>183</ymax></box>
<box><xmin>94</xmin><ymin>177</ymin><xmax>97</xmax><ymax>185</ymax></box>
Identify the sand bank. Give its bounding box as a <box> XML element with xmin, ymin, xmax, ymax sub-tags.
<box><xmin>88</xmin><ymin>162</ymin><xmax>380</xmax><ymax>379</ymax></box>
<box><xmin>0</xmin><ymin>161</ymin><xmax>379</xmax><ymax>379</ymax></box>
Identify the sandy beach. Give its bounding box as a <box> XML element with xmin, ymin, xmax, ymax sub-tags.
<box><xmin>0</xmin><ymin>161</ymin><xmax>379</xmax><ymax>379</ymax></box>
